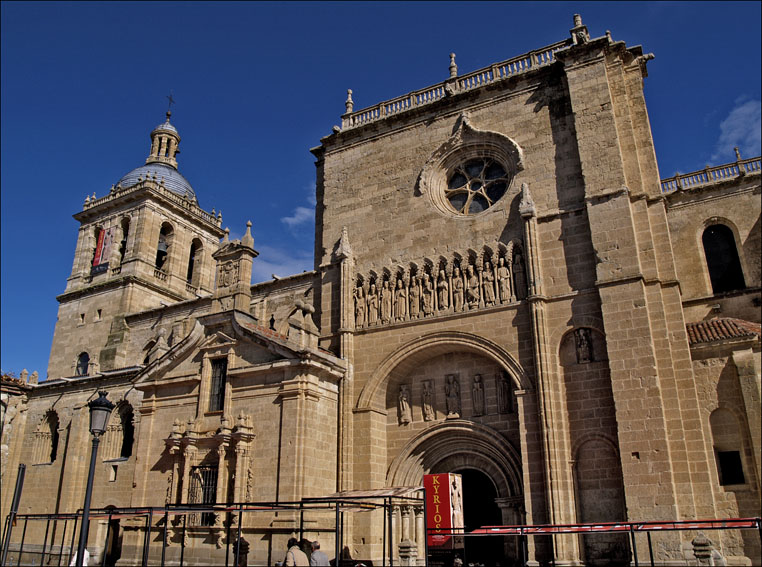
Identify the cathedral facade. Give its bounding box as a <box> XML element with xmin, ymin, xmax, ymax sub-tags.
<box><xmin>1</xmin><ymin>16</ymin><xmax>760</xmax><ymax>567</ymax></box>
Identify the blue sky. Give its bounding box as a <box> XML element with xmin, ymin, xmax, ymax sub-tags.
<box><xmin>2</xmin><ymin>1</ymin><xmax>760</xmax><ymax>378</ymax></box>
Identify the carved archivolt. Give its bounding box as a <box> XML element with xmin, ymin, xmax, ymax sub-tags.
<box><xmin>353</xmin><ymin>242</ymin><xmax>526</xmax><ymax>330</ymax></box>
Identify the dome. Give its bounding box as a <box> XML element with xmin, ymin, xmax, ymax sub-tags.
<box><xmin>152</xmin><ymin>120</ymin><xmax>178</xmax><ymax>134</ymax></box>
<box><xmin>116</xmin><ymin>162</ymin><xmax>196</xmax><ymax>200</ymax></box>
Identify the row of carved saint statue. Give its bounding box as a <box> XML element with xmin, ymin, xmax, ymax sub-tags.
<box><xmin>355</xmin><ymin>251</ymin><xmax>527</xmax><ymax>329</ymax></box>
<box><xmin>396</xmin><ymin>372</ymin><xmax>514</xmax><ymax>425</ymax></box>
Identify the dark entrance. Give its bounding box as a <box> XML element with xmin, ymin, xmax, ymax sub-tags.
<box><xmin>104</xmin><ymin>518</ymin><xmax>122</xmax><ymax>566</ymax></box>
<box><xmin>457</xmin><ymin>469</ymin><xmax>505</xmax><ymax>567</ymax></box>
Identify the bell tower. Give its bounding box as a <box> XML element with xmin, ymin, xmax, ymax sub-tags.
<box><xmin>48</xmin><ymin>113</ymin><xmax>225</xmax><ymax>378</ymax></box>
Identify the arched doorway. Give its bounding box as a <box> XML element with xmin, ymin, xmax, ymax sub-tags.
<box><xmin>456</xmin><ymin>468</ymin><xmax>504</xmax><ymax>566</ymax></box>
<box><xmin>388</xmin><ymin>421</ymin><xmax>525</xmax><ymax>567</ymax></box>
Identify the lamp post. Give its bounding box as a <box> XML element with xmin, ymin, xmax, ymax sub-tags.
<box><xmin>75</xmin><ymin>391</ymin><xmax>114</xmax><ymax>567</ymax></box>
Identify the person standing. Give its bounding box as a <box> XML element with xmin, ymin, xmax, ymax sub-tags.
<box><xmin>284</xmin><ymin>537</ymin><xmax>309</xmax><ymax>566</ymax></box>
<box><xmin>309</xmin><ymin>541</ymin><xmax>330</xmax><ymax>566</ymax></box>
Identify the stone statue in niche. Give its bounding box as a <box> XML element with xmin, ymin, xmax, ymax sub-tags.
<box><xmin>395</xmin><ymin>279</ymin><xmax>407</xmax><ymax>321</ymax></box>
<box><xmin>422</xmin><ymin>273</ymin><xmax>434</xmax><ymax>316</ymax></box>
<box><xmin>575</xmin><ymin>328</ymin><xmax>593</xmax><ymax>363</ymax></box>
<box><xmin>422</xmin><ymin>380</ymin><xmax>435</xmax><ymax>421</ymax></box>
<box><xmin>354</xmin><ymin>285</ymin><xmax>366</xmax><ymax>328</ymax></box>
<box><xmin>482</xmin><ymin>261</ymin><xmax>495</xmax><ymax>306</ymax></box>
<box><xmin>437</xmin><ymin>270</ymin><xmax>449</xmax><ymax>310</ymax></box>
<box><xmin>452</xmin><ymin>267</ymin><xmax>464</xmax><ymax>312</ymax></box>
<box><xmin>513</xmin><ymin>250</ymin><xmax>527</xmax><ymax>300</ymax></box>
<box><xmin>445</xmin><ymin>375</ymin><xmax>461</xmax><ymax>418</ymax></box>
<box><xmin>367</xmin><ymin>283</ymin><xmax>379</xmax><ymax>326</ymax></box>
<box><xmin>466</xmin><ymin>265</ymin><xmax>480</xmax><ymax>309</ymax></box>
<box><xmin>398</xmin><ymin>385</ymin><xmax>412</xmax><ymax>425</ymax></box>
<box><xmin>472</xmin><ymin>374</ymin><xmax>485</xmax><ymax>416</ymax></box>
<box><xmin>497</xmin><ymin>372</ymin><xmax>512</xmax><ymax>414</ymax></box>
<box><xmin>409</xmin><ymin>277</ymin><xmax>421</xmax><ymax>319</ymax></box>
<box><xmin>497</xmin><ymin>257</ymin><xmax>511</xmax><ymax>303</ymax></box>
<box><xmin>380</xmin><ymin>280</ymin><xmax>392</xmax><ymax>323</ymax></box>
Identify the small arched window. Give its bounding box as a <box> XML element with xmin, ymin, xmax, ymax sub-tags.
<box><xmin>119</xmin><ymin>217</ymin><xmax>130</xmax><ymax>264</ymax></box>
<box><xmin>33</xmin><ymin>411</ymin><xmax>59</xmax><ymax>464</ymax></box>
<box><xmin>155</xmin><ymin>223</ymin><xmax>173</xmax><ymax>271</ymax></box>
<box><xmin>702</xmin><ymin>224</ymin><xmax>745</xmax><ymax>294</ymax></box>
<box><xmin>186</xmin><ymin>238</ymin><xmax>203</xmax><ymax>285</ymax></box>
<box><xmin>76</xmin><ymin>352</ymin><xmax>90</xmax><ymax>376</ymax></box>
<box><xmin>91</xmin><ymin>227</ymin><xmax>104</xmax><ymax>267</ymax></box>
<box><xmin>103</xmin><ymin>402</ymin><xmax>135</xmax><ymax>460</ymax></box>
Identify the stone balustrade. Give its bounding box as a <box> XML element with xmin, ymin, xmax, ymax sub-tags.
<box><xmin>341</xmin><ymin>40</ymin><xmax>570</xmax><ymax>130</ymax></box>
<box><xmin>661</xmin><ymin>156</ymin><xmax>761</xmax><ymax>193</ymax></box>
<box><xmin>82</xmin><ymin>178</ymin><xmax>221</xmax><ymax>227</ymax></box>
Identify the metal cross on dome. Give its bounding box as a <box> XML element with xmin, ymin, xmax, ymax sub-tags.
<box><xmin>166</xmin><ymin>91</ymin><xmax>175</xmax><ymax>112</ymax></box>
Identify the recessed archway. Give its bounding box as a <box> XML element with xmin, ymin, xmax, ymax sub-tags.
<box><xmin>357</xmin><ymin>330</ymin><xmax>532</xmax><ymax>413</ymax></box>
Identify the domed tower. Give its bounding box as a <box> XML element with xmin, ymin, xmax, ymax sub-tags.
<box><xmin>48</xmin><ymin>113</ymin><xmax>225</xmax><ymax>378</ymax></box>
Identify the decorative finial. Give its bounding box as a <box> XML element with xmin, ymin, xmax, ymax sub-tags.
<box><xmin>734</xmin><ymin>147</ymin><xmax>742</xmax><ymax>161</ymax></box>
<box><xmin>223</xmin><ymin>227</ymin><xmax>230</xmax><ymax>242</ymax></box>
<box><xmin>85</xmin><ymin>195</ymin><xmax>91</xmax><ymax>204</ymax></box>
<box><xmin>336</xmin><ymin>225</ymin><xmax>353</xmax><ymax>260</ymax></box>
<box><xmin>217</xmin><ymin>210</ymin><xmax>222</xmax><ymax>222</ymax></box>
<box><xmin>345</xmin><ymin>89</ymin><xmax>354</xmax><ymax>113</ymax></box>
<box><xmin>449</xmin><ymin>53</ymin><xmax>458</xmax><ymax>78</ymax></box>
<box><xmin>242</xmin><ymin>220</ymin><xmax>254</xmax><ymax>247</ymax></box>
<box><xmin>211</xmin><ymin>208</ymin><xmax>216</xmax><ymax>215</ymax></box>
<box><xmin>571</xmin><ymin>13</ymin><xmax>590</xmax><ymax>45</ymax></box>
<box><xmin>519</xmin><ymin>182</ymin><xmax>536</xmax><ymax>218</ymax></box>
<box><xmin>92</xmin><ymin>192</ymin><xmax>96</xmax><ymax>201</ymax></box>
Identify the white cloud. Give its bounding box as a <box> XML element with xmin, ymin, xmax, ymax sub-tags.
<box><xmin>281</xmin><ymin>205</ymin><xmax>314</xmax><ymax>228</ymax></box>
<box><xmin>711</xmin><ymin>98</ymin><xmax>761</xmax><ymax>162</ymax></box>
<box><xmin>251</xmin><ymin>244</ymin><xmax>313</xmax><ymax>283</ymax></box>
<box><xmin>306</xmin><ymin>182</ymin><xmax>317</xmax><ymax>207</ymax></box>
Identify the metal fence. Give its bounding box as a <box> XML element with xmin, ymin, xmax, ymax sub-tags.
<box><xmin>2</xmin><ymin>505</ymin><xmax>759</xmax><ymax>566</ymax></box>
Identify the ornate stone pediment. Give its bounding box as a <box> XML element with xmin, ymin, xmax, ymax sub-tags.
<box><xmin>198</xmin><ymin>330</ymin><xmax>236</xmax><ymax>351</ymax></box>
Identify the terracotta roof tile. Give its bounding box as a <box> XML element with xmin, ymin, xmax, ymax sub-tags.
<box><xmin>686</xmin><ymin>318</ymin><xmax>761</xmax><ymax>345</ymax></box>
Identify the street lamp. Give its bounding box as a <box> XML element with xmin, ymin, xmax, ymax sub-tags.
<box><xmin>75</xmin><ymin>391</ymin><xmax>114</xmax><ymax>567</ymax></box>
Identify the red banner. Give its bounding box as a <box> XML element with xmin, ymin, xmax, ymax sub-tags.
<box><xmin>424</xmin><ymin>473</ymin><xmax>464</xmax><ymax>548</ymax></box>
<box><xmin>92</xmin><ymin>227</ymin><xmax>114</xmax><ymax>268</ymax></box>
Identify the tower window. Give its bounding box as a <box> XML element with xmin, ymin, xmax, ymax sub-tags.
<box><xmin>187</xmin><ymin>239</ymin><xmax>203</xmax><ymax>285</ymax></box>
<box><xmin>119</xmin><ymin>218</ymin><xmax>130</xmax><ymax>263</ymax></box>
<box><xmin>208</xmin><ymin>358</ymin><xmax>227</xmax><ymax>413</ymax></box>
<box><xmin>76</xmin><ymin>352</ymin><xmax>90</xmax><ymax>376</ymax></box>
<box><xmin>702</xmin><ymin>224</ymin><xmax>745</xmax><ymax>294</ymax></box>
<box><xmin>155</xmin><ymin>223</ymin><xmax>173</xmax><ymax>271</ymax></box>
<box><xmin>717</xmin><ymin>451</ymin><xmax>745</xmax><ymax>485</ymax></box>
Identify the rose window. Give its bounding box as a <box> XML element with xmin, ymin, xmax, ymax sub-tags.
<box><xmin>445</xmin><ymin>158</ymin><xmax>510</xmax><ymax>215</ymax></box>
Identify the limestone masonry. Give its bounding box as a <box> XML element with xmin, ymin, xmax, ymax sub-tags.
<box><xmin>1</xmin><ymin>15</ymin><xmax>760</xmax><ymax>567</ymax></box>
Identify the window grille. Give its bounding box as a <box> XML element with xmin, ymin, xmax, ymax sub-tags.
<box><xmin>209</xmin><ymin>358</ymin><xmax>227</xmax><ymax>412</ymax></box>
<box><xmin>188</xmin><ymin>465</ymin><xmax>218</xmax><ymax>526</ymax></box>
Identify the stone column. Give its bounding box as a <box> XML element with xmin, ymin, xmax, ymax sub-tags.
<box><xmin>414</xmin><ymin>506</ymin><xmax>425</xmax><ymax>564</ymax></box>
<box><xmin>496</xmin><ymin>497</ymin><xmax>523</xmax><ymax>563</ymax></box>
<box><xmin>401</xmin><ymin>505</ymin><xmax>411</xmax><ymax>541</ymax></box>
<box><xmin>521</xmin><ymin>183</ymin><xmax>578</xmax><ymax>563</ymax></box>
